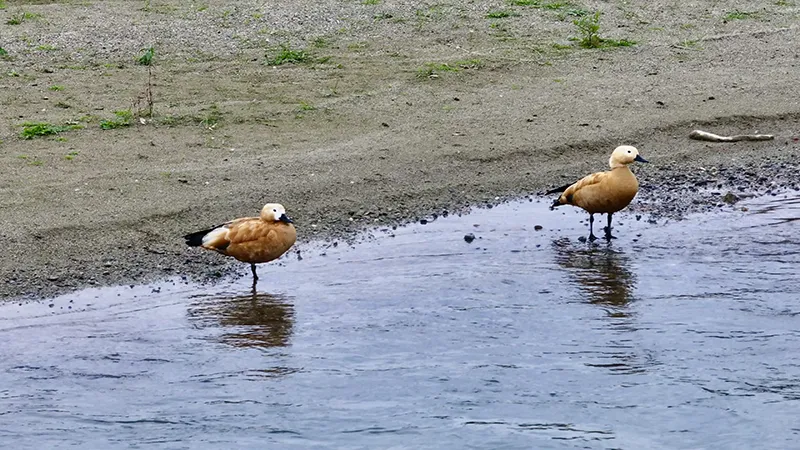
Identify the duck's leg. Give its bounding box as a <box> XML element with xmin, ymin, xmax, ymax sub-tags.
<box><xmin>588</xmin><ymin>213</ymin><xmax>597</xmax><ymax>242</ymax></box>
<box><xmin>250</xmin><ymin>263</ymin><xmax>259</xmax><ymax>281</ymax></box>
<box><xmin>604</xmin><ymin>213</ymin><xmax>617</xmax><ymax>240</ymax></box>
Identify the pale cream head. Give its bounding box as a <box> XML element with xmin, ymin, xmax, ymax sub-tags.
<box><xmin>260</xmin><ymin>203</ymin><xmax>293</xmax><ymax>223</ymax></box>
<box><xmin>609</xmin><ymin>145</ymin><xmax>647</xmax><ymax>169</ymax></box>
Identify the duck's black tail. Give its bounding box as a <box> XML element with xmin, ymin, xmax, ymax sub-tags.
<box><xmin>184</xmin><ymin>226</ymin><xmax>217</xmax><ymax>247</ymax></box>
<box><xmin>545</xmin><ymin>183</ymin><xmax>572</xmax><ymax>195</ymax></box>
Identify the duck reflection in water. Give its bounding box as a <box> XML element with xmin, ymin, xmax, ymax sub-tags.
<box><xmin>552</xmin><ymin>239</ymin><xmax>658</xmax><ymax>374</ymax></box>
<box><xmin>552</xmin><ymin>238</ymin><xmax>636</xmax><ymax>309</ymax></box>
<box><xmin>187</xmin><ymin>289</ymin><xmax>295</xmax><ymax>349</ymax></box>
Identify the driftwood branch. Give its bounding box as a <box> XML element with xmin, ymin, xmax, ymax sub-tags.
<box><xmin>689</xmin><ymin>129</ymin><xmax>774</xmax><ymax>142</ymax></box>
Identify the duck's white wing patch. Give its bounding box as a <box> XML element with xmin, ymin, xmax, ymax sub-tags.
<box><xmin>201</xmin><ymin>225</ymin><xmax>230</xmax><ymax>247</ymax></box>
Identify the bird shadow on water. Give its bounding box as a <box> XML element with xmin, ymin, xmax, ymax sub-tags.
<box><xmin>185</xmin><ymin>289</ymin><xmax>295</xmax><ymax>350</ymax></box>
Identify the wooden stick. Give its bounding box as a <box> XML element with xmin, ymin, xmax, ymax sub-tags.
<box><xmin>689</xmin><ymin>129</ymin><xmax>774</xmax><ymax>142</ymax></box>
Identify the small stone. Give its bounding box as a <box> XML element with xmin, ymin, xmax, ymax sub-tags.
<box><xmin>420</xmin><ymin>219</ymin><xmax>428</xmax><ymax>225</ymax></box>
<box><xmin>47</xmin><ymin>275</ymin><xmax>59</xmax><ymax>281</ymax></box>
<box><xmin>534</xmin><ymin>225</ymin><xmax>543</xmax><ymax>231</ymax></box>
<box><xmin>722</xmin><ymin>192</ymin><xmax>740</xmax><ymax>204</ymax></box>
<box><xmin>464</xmin><ymin>233</ymin><xmax>476</xmax><ymax>243</ymax></box>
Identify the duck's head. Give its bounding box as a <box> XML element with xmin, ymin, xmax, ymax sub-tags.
<box><xmin>609</xmin><ymin>145</ymin><xmax>648</xmax><ymax>169</ymax></box>
<box><xmin>261</xmin><ymin>203</ymin><xmax>293</xmax><ymax>224</ymax></box>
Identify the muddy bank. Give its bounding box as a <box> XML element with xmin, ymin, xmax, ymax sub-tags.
<box><xmin>1</xmin><ymin>1</ymin><xmax>799</xmax><ymax>299</ymax></box>
<box><xmin>4</xmin><ymin>123</ymin><xmax>799</xmax><ymax>301</ymax></box>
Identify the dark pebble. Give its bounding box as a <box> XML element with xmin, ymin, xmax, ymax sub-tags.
<box><xmin>464</xmin><ymin>233</ymin><xmax>476</xmax><ymax>243</ymax></box>
<box><xmin>722</xmin><ymin>192</ymin><xmax>740</xmax><ymax>204</ymax></box>
<box><xmin>534</xmin><ymin>225</ymin><xmax>543</xmax><ymax>231</ymax></box>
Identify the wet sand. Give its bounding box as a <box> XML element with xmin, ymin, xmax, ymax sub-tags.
<box><xmin>1</xmin><ymin>1</ymin><xmax>799</xmax><ymax>299</ymax></box>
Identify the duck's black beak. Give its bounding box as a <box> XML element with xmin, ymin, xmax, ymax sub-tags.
<box><xmin>279</xmin><ymin>214</ymin><xmax>293</xmax><ymax>224</ymax></box>
<box><xmin>634</xmin><ymin>154</ymin><xmax>649</xmax><ymax>163</ymax></box>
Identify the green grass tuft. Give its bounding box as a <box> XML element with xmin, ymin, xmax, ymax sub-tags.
<box><xmin>137</xmin><ymin>46</ymin><xmax>155</xmax><ymax>65</ymax></box>
<box><xmin>7</xmin><ymin>11</ymin><xmax>41</xmax><ymax>25</ymax></box>
<box><xmin>265</xmin><ymin>45</ymin><xmax>313</xmax><ymax>65</ymax></box>
<box><xmin>298</xmin><ymin>101</ymin><xmax>316</xmax><ymax>111</ymax></box>
<box><xmin>574</xmin><ymin>11</ymin><xmax>602</xmax><ymax>47</ymax></box>
<box><xmin>724</xmin><ymin>10</ymin><xmax>760</xmax><ymax>20</ymax></box>
<box><xmin>417</xmin><ymin>59</ymin><xmax>484</xmax><ymax>78</ymax></box>
<box><xmin>487</xmin><ymin>10</ymin><xmax>518</xmax><ymax>18</ymax></box>
<box><xmin>100</xmin><ymin>110</ymin><xmax>133</xmax><ymax>130</ymax></box>
<box><xmin>573</xmin><ymin>11</ymin><xmax>636</xmax><ymax>49</ymax></box>
<box><xmin>200</xmin><ymin>104</ymin><xmax>222</xmax><ymax>128</ymax></box>
<box><xmin>20</xmin><ymin>122</ymin><xmax>83</xmax><ymax>139</ymax></box>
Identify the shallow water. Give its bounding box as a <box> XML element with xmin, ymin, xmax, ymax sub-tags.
<box><xmin>2</xmin><ymin>195</ymin><xmax>799</xmax><ymax>449</ymax></box>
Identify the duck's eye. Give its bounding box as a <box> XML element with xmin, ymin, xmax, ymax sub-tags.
<box><xmin>273</xmin><ymin>209</ymin><xmax>277</xmax><ymax>212</ymax></box>
<box><xmin>627</xmin><ymin>150</ymin><xmax>631</xmax><ymax>154</ymax></box>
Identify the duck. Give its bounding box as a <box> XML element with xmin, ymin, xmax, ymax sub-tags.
<box><xmin>548</xmin><ymin>145</ymin><xmax>648</xmax><ymax>241</ymax></box>
<box><xmin>184</xmin><ymin>203</ymin><xmax>296</xmax><ymax>284</ymax></box>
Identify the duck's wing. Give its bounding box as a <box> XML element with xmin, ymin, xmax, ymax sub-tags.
<box><xmin>552</xmin><ymin>171</ymin><xmax>609</xmax><ymax>207</ymax></box>
<box><xmin>183</xmin><ymin>217</ymin><xmax>257</xmax><ymax>252</ymax></box>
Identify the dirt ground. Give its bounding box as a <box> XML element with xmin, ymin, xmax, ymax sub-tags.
<box><xmin>1</xmin><ymin>0</ymin><xmax>799</xmax><ymax>299</ymax></box>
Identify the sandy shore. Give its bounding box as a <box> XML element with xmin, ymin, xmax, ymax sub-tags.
<box><xmin>1</xmin><ymin>1</ymin><xmax>799</xmax><ymax>299</ymax></box>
